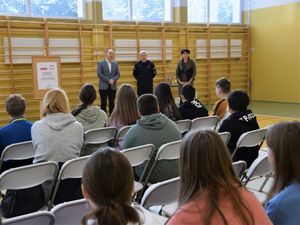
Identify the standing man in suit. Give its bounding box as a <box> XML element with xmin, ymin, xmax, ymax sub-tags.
<box><xmin>97</xmin><ymin>48</ymin><xmax>120</xmax><ymax>114</ymax></box>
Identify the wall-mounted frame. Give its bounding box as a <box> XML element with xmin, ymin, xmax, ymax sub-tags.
<box><xmin>32</xmin><ymin>56</ymin><xmax>61</xmax><ymax>99</ymax></box>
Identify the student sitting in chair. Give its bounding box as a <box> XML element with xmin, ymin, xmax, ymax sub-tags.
<box><xmin>179</xmin><ymin>84</ymin><xmax>208</xmax><ymax>120</ymax></box>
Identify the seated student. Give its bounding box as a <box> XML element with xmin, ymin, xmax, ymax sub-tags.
<box><xmin>167</xmin><ymin>130</ymin><xmax>272</xmax><ymax>225</ymax></box>
<box><xmin>218</xmin><ymin>90</ymin><xmax>259</xmax><ymax>167</ymax></box>
<box><xmin>179</xmin><ymin>84</ymin><xmax>208</xmax><ymax>120</ymax></box>
<box><xmin>81</xmin><ymin>148</ymin><xmax>165</xmax><ymax>225</ymax></box>
<box><xmin>0</xmin><ymin>94</ymin><xmax>33</xmax><ymax>172</ymax></box>
<box><xmin>155</xmin><ymin>82</ymin><xmax>181</xmax><ymax>121</ymax></box>
<box><xmin>123</xmin><ymin>94</ymin><xmax>181</xmax><ymax>183</ymax></box>
<box><xmin>265</xmin><ymin>121</ymin><xmax>300</xmax><ymax>225</ymax></box>
<box><xmin>72</xmin><ymin>84</ymin><xmax>108</xmax><ymax>156</ymax></box>
<box><xmin>108</xmin><ymin>84</ymin><xmax>140</xmax><ymax>130</ymax></box>
<box><xmin>212</xmin><ymin>77</ymin><xmax>231</xmax><ymax>120</ymax></box>
<box><xmin>31</xmin><ymin>88</ymin><xmax>84</xmax><ymax>164</ymax></box>
<box><xmin>72</xmin><ymin>83</ymin><xmax>108</xmax><ymax>132</ymax></box>
<box><xmin>0</xmin><ymin>94</ymin><xmax>32</xmax><ymax>155</ymax></box>
<box><xmin>31</xmin><ymin>89</ymin><xmax>84</xmax><ymax>205</ymax></box>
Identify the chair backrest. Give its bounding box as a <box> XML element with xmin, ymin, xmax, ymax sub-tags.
<box><xmin>51</xmin><ymin>199</ymin><xmax>92</xmax><ymax>225</ymax></box>
<box><xmin>155</xmin><ymin>140</ymin><xmax>182</xmax><ymax>161</ymax></box>
<box><xmin>175</xmin><ymin>119</ymin><xmax>192</xmax><ymax>134</ymax></box>
<box><xmin>84</xmin><ymin>126</ymin><xmax>117</xmax><ymax>145</ymax></box>
<box><xmin>190</xmin><ymin>116</ymin><xmax>219</xmax><ymax>131</ymax></box>
<box><xmin>3</xmin><ymin>211</ymin><xmax>55</xmax><ymax>225</ymax></box>
<box><xmin>0</xmin><ymin>141</ymin><xmax>35</xmax><ymax>172</ymax></box>
<box><xmin>141</xmin><ymin>177</ymin><xmax>180</xmax><ymax>209</ymax></box>
<box><xmin>1</xmin><ymin>141</ymin><xmax>34</xmax><ymax>161</ymax></box>
<box><xmin>218</xmin><ymin>132</ymin><xmax>231</xmax><ymax>145</ymax></box>
<box><xmin>236</xmin><ymin>128</ymin><xmax>267</xmax><ymax>149</ymax></box>
<box><xmin>122</xmin><ymin>144</ymin><xmax>154</xmax><ymax>167</ymax></box>
<box><xmin>232</xmin><ymin>160</ymin><xmax>247</xmax><ymax>178</ymax></box>
<box><xmin>0</xmin><ymin>161</ymin><xmax>58</xmax><ymax>190</ymax></box>
<box><xmin>243</xmin><ymin>154</ymin><xmax>273</xmax><ymax>186</ymax></box>
<box><xmin>115</xmin><ymin>125</ymin><xmax>132</xmax><ymax>143</ymax></box>
<box><xmin>122</xmin><ymin>144</ymin><xmax>154</xmax><ymax>182</ymax></box>
<box><xmin>232</xmin><ymin>128</ymin><xmax>267</xmax><ymax>159</ymax></box>
<box><xmin>50</xmin><ymin>155</ymin><xmax>91</xmax><ymax>206</ymax></box>
<box><xmin>143</xmin><ymin>140</ymin><xmax>181</xmax><ymax>184</ymax></box>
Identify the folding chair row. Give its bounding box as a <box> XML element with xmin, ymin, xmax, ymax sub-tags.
<box><xmin>0</xmin><ymin>155</ymin><xmax>92</xmax><ymax>217</ymax></box>
<box><xmin>0</xmin><ymin>126</ymin><xmax>130</xmax><ymax>174</ymax></box>
<box><xmin>121</xmin><ymin>140</ymin><xmax>182</xmax><ymax>195</ymax></box>
<box><xmin>83</xmin><ymin>125</ymin><xmax>133</xmax><ymax>150</ymax></box>
<box><xmin>0</xmin><ymin>161</ymin><xmax>59</xmax><ymax>218</ymax></box>
<box><xmin>2</xmin><ymin>199</ymin><xmax>91</xmax><ymax>225</ymax></box>
<box><xmin>175</xmin><ymin>116</ymin><xmax>219</xmax><ymax>134</ymax></box>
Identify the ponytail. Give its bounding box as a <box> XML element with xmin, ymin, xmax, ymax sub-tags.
<box><xmin>82</xmin><ymin>202</ymin><xmax>140</xmax><ymax>225</ymax></box>
<box><xmin>72</xmin><ymin>104</ymin><xmax>88</xmax><ymax>117</ymax></box>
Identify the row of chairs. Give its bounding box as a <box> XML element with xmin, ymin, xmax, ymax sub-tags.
<box><xmin>146</xmin><ymin>154</ymin><xmax>273</xmax><ymax>217</ymax></box>
<box><xmin>1</xmin><ymin>156</ymin><xmax>273</xmax><ymax>225</ymax></box>
<box><xmin>2</xmin><ymin>199</ymin><xmax>91</xmax><ymax>225</ymax></box>
<box><xmin>0</xmin><ymin>130</ymin><xmax>230</xmax><ymax>217</ymax></box>
<box><xmin>175</xmin><ymin>116</ymin><xmax>219</xmax><ymax>134</ymax></box>
<box><xmin>84</xmin><ymin>115</ymin><xmax>220</xmax><ymax>148</ymax></box>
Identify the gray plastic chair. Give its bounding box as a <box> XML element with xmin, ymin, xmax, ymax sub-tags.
<box><xmin>115</xmin><ymin>125</ymin><xmax>132</xmax><ymax>144</ymax></box>
<box><xmin>232</xmin><ymin>160</ymin><xmax>247</xmax><ymax>179</ymax></box>
<box><xmin>144</xmin><ymin>140</ymin><xmax>181</xmax><ymax>185</ymax></box>
<box><xmin>191</xmin><ymin>116</ymin><xmax>219</xmax><ymax>131</ymax></box>
<box><xmin>0</xmin><ymin>161</ymin><xmax>59</xmax><ymax>208</ymax></box>
<box><xmin>218</xmin><ymin>132</ymin><xmax>231</xmax><ymax>145</ymax></box>
<box><xmin>84</xmin><ymin>126</ymin><xmax>118</xmax><ymax>146</ymax></box>
<box><xmin>3</xmin><ymin>211</ymin><xmax>55</xmax><ymax>225</ymax></box>
<box><xmin>231</xmin><ymin>128</ymin><xmax>267</xmax><ymax>161</ymax></box>
<box><xmin>141</xmin><ymin>177</ymin><xmax>180</xmax><ymax>210</ymax></box>
<box><xmin>121</xmin><ymin>144</ymin><xmax>155</xmax><ymax>192</ymax></box>
<box><xmin>50</xmin><ymin>155</ymin><xmax>91</xmax><ymax>206</ymax></box>
<box><xmin>51</xmin><ymin>199</ymin><xmax>92</xmax><ymax>225</ymax></box>
<box><xmin>175</xmin><ymin>119</ymin><xmax>192</xmax><ymax>134</ymax></box>
<box><xmin>0</xmin><ymin>141</ymin><xmax>34</xmax><ymax>171</ymax></box>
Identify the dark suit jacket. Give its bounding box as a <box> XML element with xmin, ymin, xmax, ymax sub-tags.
<box><xmin>97</xmin><ymin>60</ymin><xmax>120</xmax><ymax>90</ymax></box>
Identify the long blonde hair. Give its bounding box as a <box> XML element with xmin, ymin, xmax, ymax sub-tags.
<box><xmin>109</xmin><ymin>84</ymin><xmax>139</xmax><ymax>125</ymax></box>
<box><xmin>41</xmin><ymin>88</ymin><xmax>70</xmax><ymax>117</ymax></box>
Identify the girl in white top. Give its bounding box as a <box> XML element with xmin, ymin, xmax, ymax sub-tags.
<box><xmin>81</xmin><ymin>148</ymin><xmax>164</xmax><ymax>225</ymax></box>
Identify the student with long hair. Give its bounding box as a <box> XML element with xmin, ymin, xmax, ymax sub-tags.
<box><xmin>167</xmin><ymin>130</ymin><xmax>272</xmax><ymax>225</ymax></box>
<box><xmin>108</xmin><ymin>84</ymin><xmax>139</xmax><ymax>130</ymax></box>
<box><xmin>72</xmin><ymin>83</ymin><xmax>108</xmax><ymax>132</ymax></box>
<box><xmin>155</xmin><ymin>82</ymin><xmax>181</xmax><ymax>121</ymax></box>
<box><xmin>31</xmin><ymin>88</ymin><xmax>84</xmax><ymax>163</ymax></box>
<box><xmin>81</xmin><ymin>148</ymin><xmax>164</xmax><ymax>225</ymax></box>
<box><xmin>265</xmin><ymin>121</ymin><xmax>300</xmax><ymax>225</ymax></box>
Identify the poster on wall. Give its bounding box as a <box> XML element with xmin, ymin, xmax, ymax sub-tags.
<box><xmin>36</xmin><ymin>62</ymin><xmax>59</xmax><ymax>89</ymax></box>
<box><xmin>32</xmin><ymin>56</ymin><xmax>61</xmax><ymax>99</ymax></box>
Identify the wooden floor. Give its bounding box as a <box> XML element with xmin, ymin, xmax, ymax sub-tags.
<box><xmin>256</xmin><ymin>114</ymin><xmax>300</xmax><ymax>129</ymax></box>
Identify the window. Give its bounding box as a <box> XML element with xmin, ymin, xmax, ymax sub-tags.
<box><xmin>102</xmin><ymin>0</ymin><xmax>130</xmax><ymax>21</ymax></box>
<box><xmin>103</xmin><ymin>0</ymin><xmax>171</xmax><ymax>22</ymax></box>
<box><xmin>0</xmin><ymin>0</ymin><xmax>83</xmax><ymax>18</ymax></box>
<box><xmin>0</xmin><ymin>0</ymin><xmax>28</xmax><ymax>16</ymax></box>
<box><xmin>188</xmin><ymin>0</ymin><xmax>241</xmax><ymax>24</ymax></box>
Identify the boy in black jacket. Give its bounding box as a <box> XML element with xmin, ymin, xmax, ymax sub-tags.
<box><xmin>179</xmin><ymin>84</ymin><xmax>208</xmax><ymax>120</ymax></box>
<box><xmin>219</xmin><ymin>90</ymin><xmax>260</xmax><ymax>167</ymax></box>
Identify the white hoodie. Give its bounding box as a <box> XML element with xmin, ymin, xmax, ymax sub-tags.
<box><xmin>31</xmin><ymin>113</ymin><xmax>84</xmax><ymax>163</ymax></box>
